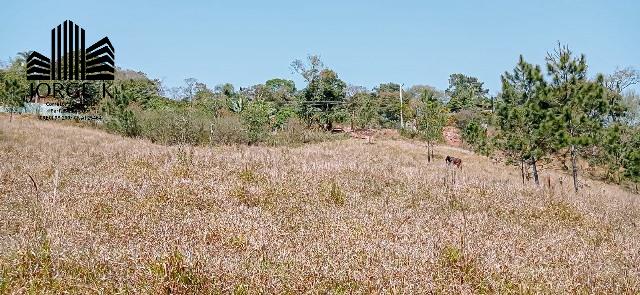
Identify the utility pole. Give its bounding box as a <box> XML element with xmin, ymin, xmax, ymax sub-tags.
<box><xmin>400</xmin><ymin>83</ymin><xmax>404</xmax><ymax>129</ymax></box>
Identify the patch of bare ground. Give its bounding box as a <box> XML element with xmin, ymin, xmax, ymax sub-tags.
<box><xmin>1</xmin><ymin>115</ymin><xmax>639</xmax><ymax>293</ymax></box>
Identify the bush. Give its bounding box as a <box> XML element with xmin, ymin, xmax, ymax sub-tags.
<box><xmin>101</xmin><ymin>96</ymin><xmax>343</xmax><ymax>147</ymax></box>
<box><xmin>462</xmin><ymin>121</ymin><xmax>493</xmax><ymax>155</ymax></box>
<box><xmin>137</xmin><ymin>108</ymin><xmax>210</xmax><ymax>145</ymax></box>
<box><xmin>103</xmin><ymin>107</ymin><xmax>141</xmax><ymax>137</ymax></box>
<box><xmin>266</xmin><ymin>118</ymin><xmax>346</xmax><ymax>147</ymax></box>
<box><xmin>241</xmin><ymin>101</ymin><xmax>273</xmax><ymax>144</ymax></box>
<box><xmin>209</xmin><ymin>116</ymin><xmax>249</xmax><ymax>145</ymax></box>
<box><xmin>399</xmin><ymin>128</ymin><xmax>421</xmax><ymax>140</ymax></box>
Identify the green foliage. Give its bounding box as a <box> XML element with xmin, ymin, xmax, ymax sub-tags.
<box><xmin>416</xmin><ymin>96</ymin><xmax>447</xmax><ymax>144</ymax></box>
<box><xmin>492</xmin><ymin>46</ymin><xmax>638</xmax><ymax>187</ymax></box>
<box><xmin>1</xmin><ymin>78</ymin><xmax>27</xmax><ymax>112</ymax></box>
<box><xmin>624</xmin><ymin>149</ymin><xmax>640</xmax><ymax>183</ymax></box>
<box><xmin>546</xmin><ymin>45</ymin><xmax>609</xmax><ymax>148</ymax></box>
<box><xmin>263</xmin><ymin>78</ymin><xmax>296</xmax><ymax>105</ymax></box>
<box><xmin>115</xmin><ymin>76</ymin><xmax>162</xmax><ymax>108</ymax></box>
<box><xmin>462</xmin><ymin>121</ymin><xmax>492</xmax><ymax>155</ymax></box>
<box><xmin>209</xmin><ymin>116</ymin><xmax>250</xmax><ymax>145</ymax></box>
<box><xmin>0</xmin><ymin>56</ymin><xmax>29</xmax><ymax>118</ymax></box>
<box><xmin>349</xmin><ymin>91</ymin><xmax>378</xmax><ymax>128</ymax></box>
<box><xmin>496</xmin><ymin>55</ymin><xmax>554</xmax><ymax>179</ymax></box>
<box><xmin>292</xmin><ymin>55</ymin><xmax>347</xmax><ymax>129</ymax></box>
<box><xmin>241</xmin><ymin>100</ymin><xmax>274</xmax><ymax>144</ymax></box>
<box><xmin>272</xmin><ymin>106</ymin><xmax>296</xmax><ymax>130</ymax></box>
<box><xmin>374</xmin><ymin>83</ymin><xmax>402</xmax><ymax>128</ymax></box>
<box><xmin>192</xmin><ymin>95</ymin><xmax>226</xmax><ymax>117</ymax></box>
<box><xmin>136</xmin><ymin>107</ymin><xmax>212</xmax><ymax>145</ymax></box>
<box><xmin>215</xmin><ymin>83</ymin><xmax>236</xmax><ymax>98</ymax></box>
<box><xmin>545</xmin><ymin>44</ymin><xmax>613</xmax><ymax>190</ymax></box>
<box><xmin>446</xmin><ymin>73</ymin><xmax>490</xmax><ymax>112</ymax></box>
<box><xmin>228</xmin><ymin>96</ymin><xmax>244</xmax><ymax>113</ymax></box>
<box><xmin>102</xmin><ymin>92</ymin><xmax>141</xmax><ymax>137</ymax></box>
<box><xmin>618</xmin><ymin>126</ymin><xmax>640</xmax><ymax>182</ymax></box>
<box><xmin>594</xmin><ymin>123</ymin><xmax>628</xmax><ymax>183</ymax></box>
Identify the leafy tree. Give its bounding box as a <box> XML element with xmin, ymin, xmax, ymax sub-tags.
<box><xmin>292</xmin><ymin>55</ymin><xmax>346</xmax><ymax>129</ymax></box>
<box><xmin>374</xmin><ymin>83</ymin><xmax>402</xmax><ymax>127</ymax></box>
<box><xmin>597</xmin><ymin>124</ymin><xmax>627</xmax><ymax>183</ymax></box>
<box><xmin>190</xmin><ymin>82</ymin><xmax>226</xmax><ymax>116</ymax></box>
<box><xmin>348</xmin><ymin>90</ymin><xmax>378</xmax><ymax>129</ymax></box>
<box><xmin>264</xmin><ymin>78</ymin><xmax>296</xmax><ymax>105</ymax></box>
<box><xmin>0</xmin><ymin>56</ymin><xmax>29</xmax><ymax>121</ymax></box>
<box><xmin>272</xmin><ymin>106</ymin><xmax>297</xmax><ymax>130</ymax></box>
<box><xmin>445</xmin><ymin>73</ymin><xmax>490</xmax><ymax>112</ymax></box>
<box><xmin>407</xmin><ymin>85</ymin><xmax>446</xmax><ymax>128</ymax></box>
<box><xmin>416</xmin><ymin>93</ymin><xmax>447</xmax><ymax>162</ymax></box>
<box><xmin>103</xmin><ymin>70</ymin><xmax>161</xmax><ymax>111</ymax></box>
<box><xmin>1</xmin><ymin>78</ymin><xmax>27</xmax><ymax>121</ymax></box>
<box><xmin>407</xmin><ymin>85</ymin><xmax>446</xmax><ymax>104</ymax></box>
<box><xmin>215</xmin><ymin>83</ymin><xmax>235</xmax><ymax>98</ymax></box>
<box><xmin>211</xmin><ymin>83</ymin><xmax>245</xmax><ymax>113</ymax></box>
<box><xmin>241</xmin><ymin>100</ymin><xmax>273</xmax><ymax>144</ymax></box>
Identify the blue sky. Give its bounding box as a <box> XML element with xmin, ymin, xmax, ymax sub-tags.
<box><xmin>1</xmin><ymin>0</ymin><xmax>638</xmax><ymax>94</ymax></box>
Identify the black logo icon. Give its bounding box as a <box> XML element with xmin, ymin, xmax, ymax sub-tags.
<box><xmin>27</xmin><ymin>20</ymin><xmax>115</xmax><ymax>81</ymax></box>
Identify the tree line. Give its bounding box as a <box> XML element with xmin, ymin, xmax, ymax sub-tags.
<box><xmin>1</xmin><ymin>45</ymin><xmax>639</xmax><ymax>191</ymax></box>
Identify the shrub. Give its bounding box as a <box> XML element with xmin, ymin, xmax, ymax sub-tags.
<box><xmin>273</xmin><ymin>106</ymin><xmax>296</xmax><ymax>130</ymax></box>
<box><xmin>209</xmin><ymin>116</ymin><xmax>249</xmax><ymax>145</ymax></box>
<box><xmin>103</xmin><ymin>106</ymin><xmax>141</xmax><ymax>137</ymax></box>
<box><xmin>137</xmin><ymin>108</ymin><xmax>210</xmax><ymax>145</ymax></box>
<box><xmin>399</xmin><ymin>128</ymin><xmax>421</xmax><ymax>140</ymax></box>
<box><xmin>266</xmin><ymin>118</ymin><xmax>345</xmax><ymax>147</ymax></box>
<box><xmin>241</xmin><ymin>101</ymin><xmax>273</xmax><ymax>144</ymax></box>
<box><xmin>462</xmin><ymin>121</ymin><xmax>493</xmax><ymax>156</ymax></box>
<box><xmin>326</xmin><ymin>181</ymin><xmax>346</xmax><ymax>206</ymax></box>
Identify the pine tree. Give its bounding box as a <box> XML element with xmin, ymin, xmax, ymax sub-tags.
<box><xmin>546</xmin><ymin>44</ymin><xmax>611</xmax><ymax>192</ymax></box>
<box><xmin>497</xmin><ymin>55</ymin><xmax>553</xmax><ymax>185</ymax></box>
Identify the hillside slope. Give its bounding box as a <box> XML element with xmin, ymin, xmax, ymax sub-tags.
<box><xmin>1</xmin><ymin>116</ymin><xmax>639</xmax><ymax>293</ymax></box>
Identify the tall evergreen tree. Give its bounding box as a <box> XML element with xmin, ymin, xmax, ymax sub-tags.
<box><xmin>497</xmin><ymin>55</ymin><xmax>554</xmax><ymax>185</ymax></box>
<box><xmin>546</xmin><ymin>44</ymin><xmax>610</xmax><ymax>192</ymax></box>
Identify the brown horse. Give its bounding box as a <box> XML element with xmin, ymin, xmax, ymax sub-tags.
<box><xmin>445</xmin><ymin>155</ymin><xmax>462</xmax><ymax>169</ymax></box>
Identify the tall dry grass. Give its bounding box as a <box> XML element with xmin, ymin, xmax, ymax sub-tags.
<box><xmin>0</xmin><ymin>115</ymin><xmax>639</xmax><ymax>293</ymax></box>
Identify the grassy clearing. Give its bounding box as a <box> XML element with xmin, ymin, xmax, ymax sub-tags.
<box><xmin>1</xmin><ymin>116</ymin><xmax>639</xmax><ymax>293</ymax></box>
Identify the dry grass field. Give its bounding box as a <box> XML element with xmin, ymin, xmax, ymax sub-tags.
<box><xmin>1</xmin><ymin>115</ymin><xmax>639</xmax><ymax>294</ymax></box>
